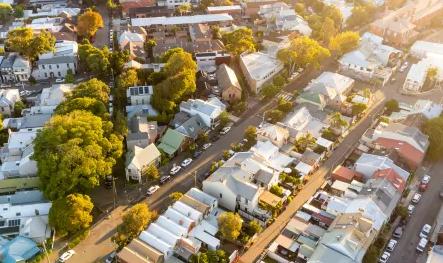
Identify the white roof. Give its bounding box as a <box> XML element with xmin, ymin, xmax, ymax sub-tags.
<box><xmin>186</xmin><ymin>188</ymin><xmax>217</xmax><ymax>208</ymax></box>
<box><xmin>351</xmin><ymin>95</ymin><xmax>369</xmax><ymax>104</ymax></box>
<box><xmin>207</xmin><ymin>5</ymin><xmax>241</xmax><ymax>11</ymax></box>
<box><xmin>139</xmin><ymin>230</ymin><xmax>173</xmax><ymax>256</ymax></box>
<box><xmin>405</xmin><ymin>63</ymin><xmax>429</xmax><ymax>86</ymax></box>
<box><xmin>327</xmin><ymin>196</ymin><xmax>350</xmax><ymax>214</ymax></box>
<box><xmin>345</xmin><ymin>198</ymin><xmax>387</xmax><ymax>230</ymax></box>
<box><xmin>164</xmin><ymin>208</ymin><xmax>195</xmax><ymax>229</ymax></box>
<box><xmin>411</xmin><ymin>40</ymin><xmax>443</xmax><ymax>56</ymax></box>
<box><xmin>128</xmin><ymin>144</ymin><xmax>161</xmax><ymax>170</ymax></box>
<box><xmin>172</xmin><ymin>201</ymin><xmax>203</xmax><ymax>222</ymax></box>
<box><xmin>295</xmin><ymin>162</ymin><xmax>313</xmax><ymax>176</ymax></box>
<box><xmin>315</xmin><ymin>71</ymin><xmax>354</xmax><ymax>94</ymax></box>
<box><xmin>240</xmin><ymin>52</ymin><xmax>282</xmax><ymax>81</ymax></box>
<box><xmin>316</xmin><ymin>137</ymin><xmax>333</xmax><ymax>148</ymax></box>
<box><xmin>331</xmin><ymin>180</ymin><xmax>350</xmax><ymax>192</ymax></box>
<box><xmin>8</xmin><ymin>131</ymin><xmax>37</xmax><ymax>149</ymax></box>
<box><xmin>156</xmin><ymin>216</ymin><xmax>188</xmax><ymax>237</ymax></box>
<box><xmin>131</xmin><ymin>14</ymin><xmax>233</xmax><ymax>27</ymax></box>
<box><xmin>0</xmin><ymin>202</ymin><xmax>51</xmax><ymax>219</ymax></box>
<box><xmin>355</xmin><ymin>153</ymin><xmax>410</xmax><ymax>180</ymax></box>
<box><xmin>147</xmin><ymin>223</ymin><xmax>180</xmax><ymax>246</ymax></box>
<box><xmin>189</xmin><ymin>220</ymin><xmax>220</xmax><ymax>248</ymax></box>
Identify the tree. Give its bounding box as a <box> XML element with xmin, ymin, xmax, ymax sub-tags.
<box><xmin>217</xmin><ymin>212</ymin><xmax>242</xmax><ymax>240</ymax></box>
<box><xmin>287</xmin><ymin>36</ymin><xmax>330</xmax><ymax>69</ymax></box>
<box><xmin>232</xmin><ymin>101</ymin><xmax>247</xmax><ymax>114</ymax></box>
<box><xmin>276</xmin><ymin>49</ymin><xmax>298</xmax><ymax>73</ymax></box>
<box><xmin>211</xmin><ymin>26</ymin><xmax>221</xmax><ymax>39</ymax></box>
<box><xmin>219</xmin><ymin>0</ymin><xmax>233</xmax><ymax>5</ymax></box>
<box><xmin>223</xmin><ymin>150</ymin><xmax>232</xmax><ymax>160</ymax></box>
<box><xmin>219</xmin><ymin>111</ymin><xmax>230</xmax><ymax>128</ymax></box>
<box><xmin>112</xmin><ymin>203</ymin><xmax>152</xmax><ymax>247</ymax></box>
<box><xmin>0</xmin><ymin>4</ymin><xmax>12</xmax><ymax>22</ymax></box>
<box><xmin>169</xmin><ymin>192</ymin><xmax>183</xmax><ymax>202</ymax></box>
<box><xmin>32</xmin><ymin>111</ymin><xmax>123</xmax><ymax>200</ymax></box>
<box><xmin>260</xmin><ymin>83</ymin><xmax>281</xmax><ymax>100</ymax></box>
<box><xmin>65</xmin><ymin>68</ymin><xmax>75</xmax><ymax>83</ymax></box>
<box><xmin>190</xmin><ymin>250</ymin><xmax>228</xmax><ymax>263</ymax></box>
<box><xmin>249</xmin><ymin>221</ymin><xmax>262</xmax><ymax>234</ymax></box>
<box><xmin>14</xmin><ymin>5</ymin><xmax>23</xmax><ymax>18</ymax></box>
<box><xmin>71</xmin><ymin>78</ymin><xmax>110</xmax><ymax>103</ymax></box>
<box><xmin>144</xmin><ymin>39</ymin><xmax>157</xmax><ymax>60</ymax></box>
<box><xmin>164</xmin><ymin>51</ymin><xmax>197</xmax><ymax>76</ymax></box>
<box><xmin>329</xmin><ymin>31</ymin><xmax>360</xmax><ymax>54</ymax></box>
<box><xmin>347</xmin><ymin>2</ymin><xmax>375</xmax><ymax>28</ymax></box>
<box><xmin>422</xmin><ymin>117</ymin><xmax>443</xmax><ymax>161</ymax></box>
<box><xmin>13</xmin><ymin>100</ymin><xmax>25</xmax><ymax>117</ymax></box>
<box><xmin>244</xmin><ymin>126</ymin><xmax>257</xmax><ymax>142</ymax></box>
<box><xmin>321</xmin><ymin>5</ymin><xmax>343</xmax><ymax>28</ymax></box>
<box><xmin>426</xmin><ymin>67</ymin><xmax>439</xmax><ymax>84</ymax></box>
<box><xmin>6</xmin><ymin>28</ymin><xmax>55</xmax><ymax>60</ymax></box>
<box><xmin>56</xmin><ymin>97</ymin><xmax>108</xmax><ymax>118</ymax></box>
<box><xmin>385</xmin><ymin>99</ymin><xmax>400</xmax><ymax>113</ymax></box>
<box><xmin>352</xmin><ymin>102</ymin><xmax>368</xmax><ymax>116</ymax></box>
<box><xmin>160</xmin><ymin>47</ymin><xmax>184</xmax><ymax>63</ymax></box>
<box><xmin>109</xmin><ymin>50</ymin><xmax>131</xmax><ymax>74</ymax></box>
<box><xmin>0</xmin><ymin>46</ymin><xmax>4</xmax><ymax>55</ymax></box>
<box><xmin>379</xmin><ymin>116</ymin><xmax>390</xmax><ymax>124</ymax></box>
<box><xmin>265</xmin><ymin>110</ymin><xmax>283</xmax><ymax>123</ymax></box>
<box><xmin>273</xmin><ymin>75</ymin><xmax>286</xmax><ymax>88</ymax></box>
<box><xmin>86</xmin><ymin>48</ymin><xmax>110</xmax><ymax>74</ymax></box>
<box><xmin>330</xmin><ymin>112</ymin><xmax>349</xmax><ymax>128</ymax></box>
<box><xmin>177</xmin><ymin>4</ymin><xmax>191</xmax><ymax>16</ymax></box>
<box><xmin>361</xmin><ymin>88</ymin><xmax>371</xmax><ymax>99</ymax></box>
<box><xmin>307</xmin><ymin>14</ymin><xmax>323</xmax><ymax>38</ymax></box>
<box><xmin>393</xmin><ymin>206</ymin><xmax>409</xmax><ymax>219</ymax></box>
<box><xmin>270</xmin><ymin>185</ymin><xmax>283</xmax><ymax>197</ymax></box>
<box><xmin>48</xmin><ymin>194</ymin><xmax>94</xmax><ymax>237</ymax></box>
<box><xmin>143</xmin><ymin>164</ymin><xmax>159</xmax><ymax>181</ymax></box>
<box><xmin>106</xmin><ymin>0</ymin><xmax>118</xmax><ymax>10</ymax></box>
<box><xmin>198</xmin><ymin>130</ymin><xmax>209</xmax><ymax>143</ymax></box>
<box><xmin>277</xmin><ymin>97</ymin><xmax>293</xmax><ymax>113</ymax></box>
<box><xmin>222</xmin><ymin>28</ymin><xmax>256</xmax><ymax>57</ymax></box>
<box><xmin>77</xmin><ymin>11</ymin><xmax>104</xmax><ymax>38</ymax></box>
<box><xmin>319</xmin><ymin>17</ymin><xmax>337</xmax><ymax>43</ymax></box>
<box><xmin>294</xmin><ymin>3</ymin><xmax>307</xmax><ymax>17</ymax></box>
<box><xmin>297</xmin><ymin>131</ymin><xmax>316</xmax><ymax>151</ymax></box>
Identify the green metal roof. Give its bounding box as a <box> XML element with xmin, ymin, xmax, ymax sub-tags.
<box><xmin>299</xmin><ymin>92</ymin><xmax>324</xmax><ymax>105</ymax></box>
<box><xmin>0</xmin><ymin>177</ymin><xmax>40</xmax><ymax>194</ymax></box>
<box><xmin>157</xmin><ymin>129</ymin><xmax>186</xmax><ymax>155</ymax></box>
<box><xmin>297</xmin><ymin>235</ymin><xmax>317</xmax><ymax>249</ymax></box>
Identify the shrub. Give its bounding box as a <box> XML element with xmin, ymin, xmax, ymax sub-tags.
<box><xmin>68</xmin><ymin>228</ymin><xmax>90</xmax><ymax>249</ymax></box>
<box><xmin>28</xmin><ymin>76</ymin><xmax>36</xmax><ymax>85</ymax></box>
<box><xmin>28</xmin><ymin>250</ymin><xmax>52</xmax><ymax>263</ymax></box>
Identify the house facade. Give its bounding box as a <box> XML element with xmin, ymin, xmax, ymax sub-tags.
<box><xmin>216</xmin><ymin>64</ymin><xmax>242</xmax><ymax>103</ymax></box>
<box><xmin>34</xmin><ymin>40</ymin><xmax>78</xmax><ymax>80</ymax></box>
<box><xmin>179</xmin><ymin>98</ymin><xmax>223</xmax><ymax>128</ymax></box>
<box><xmin>125</xmin><ymin>144</ymin><xmax>161</xmax><ymax>182</ymax></box>
<box><xmin>0</xmin><ymin>89</ymin><xmax>20</xmax><ymax>117</ymax></box>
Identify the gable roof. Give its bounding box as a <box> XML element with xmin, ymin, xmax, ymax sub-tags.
<box><xmin>125</xmin><ymin>144</ymin><xmax>161</xmax><ymax>169</ymax></box>
<box><xmin>371</xmin><ymin>168</ymin><xmax>406</xmax><ymax>193</ymax></box>
<box><xmin>256</xmin><ymin>123</ymin><xmax>289</xmax><ymax>142</ymax></box>
<box><xmin>216</xmin><ymin>64</ymin><xmax>241</xmax><ymax>93</ymax></box>
<box><xmin>175</xmin><ymin>114</ymin><xmax>207</xmax><ymax>139</ymax></box>
<box><xmin>122</xmin><ymin>0</ymin><xmax>155</xmax><ymax>14</ymax></box>
<box><xmin>0</xmin><ymin>237</ymin><xmax>40</xmax><ymax>263</ymax></box>
<box><xmin>157</xmin><ymin>129</ymin><xmax>187</xmax><ymax>155</ymax></box>
<box><xmin>332</xmin><ymin>165</ymin><xmax>363</xmax><ymax>183</ymax></box>
<box><xmin>374</xmin><ymin>137</ymin><xmax>424</xmax><ymax>167</ymax></box>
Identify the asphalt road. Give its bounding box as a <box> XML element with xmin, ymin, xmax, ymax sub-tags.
<box><xmin>388</xmin><ymin>163</ymin><xmax>443</xmax><ymax>263</ymax></box>
<box><xmin>94</xmin><ymin>3</ymin><xmax>111</xmax><ymax>48</ymax></box>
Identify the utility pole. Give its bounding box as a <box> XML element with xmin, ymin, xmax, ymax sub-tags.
<box><xmin>42</xmin><ymin>241</ymin><xmax>50</xmax><ymax>263</ymax></box>
<box><xmin>113</xmin><ymin>177</ymin><xmax>116</xmax><ymax>210</ymax></box>
<box><xmin>194</xmin><ymin>170</ymin><xmax>198</xmax><ymax>187</ymax></box>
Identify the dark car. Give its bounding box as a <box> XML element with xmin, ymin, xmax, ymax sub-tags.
<box><xmin>211</xmin><ymin>135</ymin><xmax>220</xmax><ymax>142</ymax></box>
<box><xmin>159</xmin><ymin>175</ymin><xmax>171</xmax><ymax>185</ymax></box>
<box><xmin>198</xmin><ymin>172</ymin><xmax>211</xmax><ymax>183</ymax></box>
<box><xmin>194</xmin><ymin>151</ymin><xmax>202</xmax><ymax>158</ymax></box>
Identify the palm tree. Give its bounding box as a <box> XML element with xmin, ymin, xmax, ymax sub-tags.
<box><xmin>178</xmin><ymin>4</ymin><xmax>191</xmax><ymax>16</ymax></box>
<box><xmin>330</xmin><ymin>112</ymin><xmax>349</xmax><ymax>128</ymax></box>
<box><xmin>297</xmin><ymin>131</ymin><xmax>316</xmax><ymax>152</ymax></box>
<box><xmin>427</xmin><ymin>67</ymin><xmax>439</xmax><ymax>82</ymax></box>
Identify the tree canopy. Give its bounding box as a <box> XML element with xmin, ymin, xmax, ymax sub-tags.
<box><xmin>276</xmin><ymin>49</ymin><xmax>298</xmax><ymax>73</ymax></box>
<box><xmin>222</xmin><ymin>28</ymin><xmax>256</xmax><ymax>57</ymax></box>
<box><xmin>78</xmin><ymin>42</ymin><xmax>110</xmax><ymax>74</ymax></box>
<box><xmin>48</xmin><ymin>194</ymin><xmax>94</xmax><ymax>237</ymax></box>
<box><xmin>0</xmin><ymin>4</ymin><xmax>12</xmax><ymax>23</ymax></box>
<box><xmin>56</xmin><ymin>97</ymin><xmax>108</xmax><ymax>118</ymax></box>
<box><xmin>169</xmin><ymin>192</ymin><xmax>184</xmax><ymax>202</ymax></box>
<box><xmin>71</xmin><ymin>78</ymin><xmax>110</xmax><ymax>103</ymax></box>
<box><xmin>217</xmin><ymin>212</ymin><xmax>242</xmax><ymax>240</ymax></box>
<box><xmin>260</xmin><ymin>83</ymin><xmax>281</xmax><ymax>100</ymax></box>
<box><xmin>329</xmin><ymin>31</ymin><xmax>360</xmax><ymax>54</ymax></box>
<box><xmin>112</xmin><ymin>203</ymin><xmax>152</xmax><ymax>247</ymax></box>
<box><xmin>286</xmin><ymin>36</ymin><xmax>330</xmax><ymax>69</ymax></box>
<box><xmin>347</xmin><ymin>2</ymin><xmax>376</xmax><ymax>28</ymax></box>
<box><xmin>33</xmin><ymin>110</ymin><xmax>123</xmax><ymax>200</ymax></box>
<box><xmin>422</xmin><ymin>117</ymin><xmax>443</xmax><ymax>161</ymax></box>
<box><xmin>6</xmin><ymin>28</ymin><xmax>55</xmax><ymax>60</ymax></box>
<box><xmin>352</xmin><ymin>102</ymin><xmax>368</xmax><ymax>116</ymax></box>
<box><xmin>244</xmin><ymin>126</ymin><xmax>257</xmax><ymax>142</ymax></box>
<box><xmin>77</xmin><ymin>11</ymin><xmax>104</xmax><ymax>38</ymax></box>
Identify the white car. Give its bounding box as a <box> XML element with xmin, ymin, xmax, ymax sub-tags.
<box><xmin>181</xmin><ymin>158</ymin><xmax>193</xmax><ymax>167</ymax></box>
<box><xmin>422</xmin><ymin>174</ymin><xmax>431</xmax><ymax>184</ymax></box>
<box><xmin>59</xmin><ymin>250</ymin><xmax>75</xmax><ymax>262</ymax></box>
<box><xmin>105</xmin><ymin>252</ymin><xmax>116</xmax><ymax>263</ymax></box>
<box><xmin>147</xmin><ymin>185</ymin><xmax>160</xmax><ymax>196</ymax></box>
<box><xmin>15</xmin><ymin>82</ymin><xmax>25</xmax><ymax>87</ymax></box>
<box><xmin>19</xmin><ymin>91</ymin><xmax>26</xmax><ymax>97</ymax></box>
<box><xmin>408</xmin><ymin>204</ymin><xmax>415</xmax><ymax>215</ymax></box>
<box><xmin>412</xmin><ymin>193</ymin><xmax>421</xmax><ymax>203</ymax></box>
<box><xmin>386</xmin><ymin>239</ymin><xmax>397</xmax><ymax>252</ymax></box>
<box><xmin>379</xmin><ymin>251</ymin><xmax>390</xmax><ymax>263</ymax></box>
<box><xmin>202</xmin><ymin>143</ymin><xmax>212</xmax><ymax>150</ymax></box>
<box><xmin>170</xmin><ymin>166</ymin><xmax>181</xmax><ymax>175</ymax></box>
<box><xmin>55</xmin><ymin>78</ymin><xmax>65</xmax><ymax>83</ymax></box>
<box><xmin>220</xmin><ymin>126</ymin><xmax>231</xmax><ymax>135</ymax></box>
<box><xmin>417</xmin><ymin>238</ymin><xmax>428</xmax><ymax>252</ymax></box>
<box><xmin>420</xmin><ymin>224</ymin><xmax>431</xmax><ymax>239</ymax></box>
<box><xmin>289</xmin><ymin>72</ymin><xmax>299</xmax><ymax>80</ymax></box>
<box><xmin>0</xmin><ymin>84</ymin><xmax>11</xmax><ymax>88</ymax></box>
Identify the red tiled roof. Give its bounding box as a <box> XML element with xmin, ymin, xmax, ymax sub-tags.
<box><xmin>332</xmin><ymin>165</ymin><xmax>363</xmax><ymax>183</ymax></box>
<box><xmin>372</xmin><ymin>168</ymin><xmax>407</xmax><ymax>193</ymax></box>
<box><xmin>122</xmin><ymin>0</ymin><xmax>155</xmax><ymax>14</ymax></box>
<box><xmin>375</xmin><ymin>137</ymin><xmax>423</xmax><ymax>167</ymax></box>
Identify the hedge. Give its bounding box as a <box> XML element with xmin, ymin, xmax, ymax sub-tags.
<box><xmin>68</xmin><ymin>228</ymin><xmax>90</xmax><ymax>249</ymax></box>
<box><xmin>27</xmin><ymin>250</ymin><xmax>52</xmax><ymax>263</ymax></box>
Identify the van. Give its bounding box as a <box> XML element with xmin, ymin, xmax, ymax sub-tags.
<box><xmin>417</xmin><ymin>238</ymin><xmax>428</xmax><ymax>252</ymax></box>
<box><xmin>420</xmin><ymin>224</ymin><xmax>431</xmax><ymax>239</ymax></box>
<box><xmin>393</xmin><ymin>226</ymin><xmax>403</xmax><ymax>238</ymax></box>
<box><xmin>159</xmin><ymin>175</ymin><xmax>171</xmax><ymax>185</ymax></box>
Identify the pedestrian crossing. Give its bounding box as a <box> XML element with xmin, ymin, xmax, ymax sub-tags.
<box><xmin>276</xmin><ymin>91</ymin><xmax>294</xmax><ymax>101</ymax></box>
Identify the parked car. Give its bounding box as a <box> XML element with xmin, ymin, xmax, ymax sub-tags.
<box><xmin>198</xmin><ymin>172</ymin><xmax>211</xmax><ymax>183</ymax></box>
<box><xmin>181</xmin><ymin>158</ymin><xmax>193</xmax><ymax>167</ymax></box>
<box><xmin>105</xmin><ymin>252</ymin><xmax>116</xmax><ymax>263</ymax></box>
<box><xmin>109</xmin><ymin>47</ymin><xmax>113</xmax><ymax>52</ymax></box>
<box><xmin>0</xmin><ymin>84</ymin><xmax>11</xmax><ymax>88</ymax></box>
<box><xmin>211</xmin><ymin>135</ymin><xmax>220</xmax><ymax>142</ymax></box>
<box><xmin>386</xmin><ymin>239</ymin><xmax>397</xmax><ymax>252</ymax></box>
<box><xmin>109</xmin><ymin>81</ymin><xmax>114</xmax><ymax>88</ymax></box>
<box><xmin>379</xmin><ymin>251</ymin><xmax>390</xmax><ymax>263</ymax></box>
<box><xmin>393</xmin><ymin>226</ymin><xmax>403</xmax><ymax>238</ymax></box>
<box><xmin>55</xmin><ymin>78</ymin><xmax>65</xmax><ymax>83</ymax></box>
<box><xmin>170</xmin><ymin>166</ymin><xmax>181</xmax><ymax>175</ymax></box>
<box><xmin>408</xmin><ymin>204</ymin><xmax>415</xmax><ymax>215</ymax></box>
<box><xmin>202</xmin><ymin>143</ymin><xmax>212</xmax><ymax>150</ymax></box>
<box><xmin>422</xmin><ymin>174</ymin><xmax>431</xmax><ymax>184</ymax></box>
<box><xmin>59</xmin><ymin>250</ymin><xmax>75</xmax><ymax>262</ymax></box>
<box><xmin>417</xmin><ymin>238</ymin><xmax>428</xmax><ymax>252</ymax></box>
<box><xmin>419</xmin><ymin>224</ymin><xmax>431</xmax><ymax>239</ymax></box>
<box><xmin>412</xmin><ymin>193</ymin><xmax>421</xmax><ymax>203</ymax></box>
<box><xmin>15</xmin><ymin>82</ymin><xmax>25</xmax><ymax>87</ymax></box>
<box><xmin>220</xmin><ymin>126</ymin><xmax>231</xmax><ymax>135</ymax></box>
<box><xmin>419</xmin><ymin>183</ymin><xmax>428</xmax><ymax>192</ymax></box>
<box><xmin>147</xmin><ymin>185</ymin><xmax>160</xmax><ymax>196</ymax></box>
<box><xmin>194</xmin><ymin>151</ymin><xmax>201</xmax><ymax>158</ymax></box>
<box><xmin>159</xmin><ymin>175</ymin><xmax>171</xmax><ymax>185</ymax></box>
<box><xmin>19</xmin><ymin>90</ymin><xmax>26</xmax><ymax>97</ymax></box>
<box><xmin>289</xmin><ymin>72</ymin><xmax>299</xmax><ymax>80</ymax></box>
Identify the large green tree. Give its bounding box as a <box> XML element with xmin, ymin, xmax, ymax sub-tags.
<box><xmin>260</xmin><ymin>83</ymin><xmax>281</xmax><ymax>100</ymax></box>
<box><xmin>6</xmin><ymin>28</ymin><xmax>55</xmax><ymax>60</ymax></box>
<box><xmin>222</xmin><ymin>28</ymin><xmax>256</xmax><ymax>57</ymax></box>
<box><xmin>329</xmin><ymin>31</ymin><xmax>360</xmax><ymax>54</ymax></box>
<box><xmin>286</xmin><ymin>36</ymin><xmax>330</xmax><ymax>69</ymax></box>
<box><xmin>276</xmin><ymin>49</ymin><xmax>298</xmax><ymax>73</ymax></box>
<box><xmin>112</xmin><ymin>203</ymin><xmax>152</xmax><ymax>247</ymax></box>
<box><xmin>297</xmin><ymin>131</ymin><xmax>316</xmax><ymax>152</ymax></box>
<box><xmin>48</xmin><ymin>194</ymin><xmax>94</xmax><ymax>237</ymax></box>
<box><xmin>56</xmin><ymin>97</ymin><xmax>108</xmax><ymax>118</ymax></box>
<box><xmin>160</xmin><ymin>47</ymin><xmax>184</xmax><ymax>63</ymax></box>
<box><xmin>71</xmin><ymin>78</ymin><xmax>110</xmax><ymax>103</ymax></box>
<box><xmin>244</xmin><ymin>126</ymin><xmax>257</xmax><ymax>142</ymax></box>
<box><xmin>347</xmin><ymin>2</ymin><xmax>376</xmax><ymax>28</ymax></box>
<box><xmin>77</xmin><ymin>11</ymin><xmax>104</xmax><ymax>38</ymax></box>
<box><xmin>217</xmin><ymin>212</ymin><xmax>242</xmax><ymax>240</ymax></box>
<box><xmin>321</xmin><ymin>5</ymin><xmax>343</xmax><ymax>28</ymax></box>
<box><xmin>78</xmin><ymin>42</ymin><xmax>110</xmax><ymax>74</ymax></box>
<box><xmin>109</xmin><ymin>50</ymin><xmax>131</xmax><ymax>74</ymax></box>
<box><xmin>33</xmin><ymin>110</ymin><xmax>123</xmax><ymax>200</ymax></box>
<box><xmin>319</xmin><ymin>17</ymin><xmax>337</xmax><ymax>43</ymax></box>
<box><xmin>0</xmin><ymin>4</ymin><xmax>12</xmax><ymax>23</ymax></box>
<box><xmin>422</xmin><ymin>117</ymin><xmax>443</xmax><ymax>161</ymax></box>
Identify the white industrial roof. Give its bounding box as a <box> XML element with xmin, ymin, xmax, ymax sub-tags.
<box><xmin>8</xmin><ymin>131</ymin><xmax>37</xmax><ymax>149</ymax></box>
<box><xmin>295</xmin><ymin>162</ymin><xmax>313</xmax><ymax>176</ymax></box>
<box><xmin>240</xmin><ymin>52</ymin><xmax>282</xmax><ymax>81</ymax></box>
<box><xmin>147</xmin><ymin>223</ymin><xmax>180</xmax><ymax>246</ymax></box>
<box><xmin>207</xmin><ymin>5</ymin><xmax>241</xmax><ymax>11</ymax></box>
<box><xmin>0</xmin><ymin>202</ymin><xmax>51</xmax><ymax>219</ymax></box>
<box><xmin>189</xmin><ymin>220</ymin><xmax>220</xmax><ymax>248</ymax></box>
<box><xmin>316</xmin><ymin>137</ymin><xmax>333</xmax><ymax>148</ymax></box>
<box><xmin>131</xmin><ymin>14</ymin><xmax>233</xmax><ymax>27</ymax></box>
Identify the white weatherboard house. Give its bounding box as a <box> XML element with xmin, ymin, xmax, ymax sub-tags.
<box><xmin>126</xmin><ymin>86</ymin><xmax>153</xmax><ymax>106</ymax></box>
<box><xmin>0</xmin><ymin>89</ymin><xmax>20</xmax><ymax>117</ymax></box>
<box><xmin>125</xmin><ymin>144</ymin><xmax>161</xmax><ymax>182</ymax></box>
<box><xmin>34</xmin><ymin>40</ymin><xmax>78</xmax><ymax>80</ymax></box>
<box><xmin>22</xmin><ymin>84</ymin><xmax>74</xmax><ymax>116</ymax></box>
<box><xmin>402</xmin><ymin>54</ymin><xmax>443</xmax><ymax>93</ymax></box>
<box><xmin>179</xmin><ymin>99</ymin><xmax>223</xmax><ymax>128</ymax></box>
<box><xmin>354</xmin><ymin>153</ymin><xmax>410</xmax><ymax>182</ymax></box>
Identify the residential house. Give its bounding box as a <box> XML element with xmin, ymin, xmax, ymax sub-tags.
<box><xmin>388</xmin><ymin>99</ymin><xmax>443</xmax><ymax>126</ymax></box>
<box><xmin>276</xmin><ymin>11</ymin><xmax>312</xmax><ymax>36</ymax></box>
<box><xmin>0</xmin><ymin>89</ymin><xmax>20</xmax><ymax>117</ymax></box>
<box><xmin>261</xmin><ymin>31</ymin><xmax>298</xmax><ymax>55</ymax></box>
<box><xmin>33</xmin><ymin>40</ymin><xmax>78</xmax><ymax>80</ymax></box>
<box><xmin>12</xmin><ymin>55</ymin><xmax>31</xmax><ymax>82</ymax></box>
<box><xmin>250</xmin><ymin>140</ymin><xmax>294</xmax><ymax>172</ymax></box>
<box><xmin>118</xmin><ymin>238</ymin><xmax>164</xmax><ymax>263</ymax></box>
<box><xmin>157</xmin><ymin>129</ymin><xmax>188</xmax><ymax>157</ymax></box>
<box><xmin>121</xmin><ymin>0</ymin><xmax>156</xmax><ymax>17</ymax></box>
<box><xmin>0</xmin><ymin>53</ymin><xmax>18</xmax><ymax>82</ymax></box>
<box><xmin>244</xmin><ymin>0</ymin><xmax>282</xmax><ymax>17</ymax></box>
<box><xmin>206</xmin><ymin>5</ymin><xmax>242</xmax><ymax>16</ymax></box>
<box><xmin>194</xmin><ymin>51</ymin><xmax>231</xmax><ymax>70</ymax></box>
<box><xmin>321</xmin><ymin>0</ymin><xmax>353</xmax><ymax>27</ymax></box>
<box><xmin>239</xmin><ymin>52</ymin><xmax>284</xmax><ymax>94</ymax></box>
<box><xmin>354</xmin><ymin>153</ymin><xmax>410</xmax><ymax>182</ymax></box>
<box><xmin>216</xmin><ymin>64</ymin><xmax>242</xmax><ymax>103</ymax></box>
<box><xmin>126</xmin><ymin>104</ymin><xmax>159</xmax><ymax>119</ymax></box>
<box><xmin>0</xmin><ymin>177</ymin><xmax>40</xmax><ymax>195</ymax></box>
<box><xmin>125</xmin><ymin>144</ymin><xmax>161</xmax><ymax>182</ymax></box>
<box><xmin>126</xmin><ymin>86</ymin><xmax>153</xmax><ymax>106</ymax></box>
<box><xmin>256</xmin><ymin>123</ymin><xmax>290</xmax><ymax>148</ymax></box>
<box><xmin>189</xmin><ymin>24</ymin><xmax>212</xmax><ymax>42</ymax></box>
<box><xmin>402</xmin><ymin>54</ymin><xmax>443</xmax><ymax>93</ymax></box>
<box><xmin>3</xmin><ymin>114</ymin><xmax>51</xmax><ymax>131</ymax></box>
<box><xmin>307</xmin><ymin>212</ymin><xmax>378</xmax><ymax>263</ymax></box>
<box><xmin>119</xmin><ymin>29</ymin><xmax>147</xmax><ymax>61</ymax></box>
<box><xmin>127</xmin><ymin>116</ymin><xmax>158</xmax><ymax>151</ymax></box>
<box><xmin>371</xmin><ymin>168</ymin><xmax>407</xmax><ymax>193</ymax></box>
<box><xmin>332</xmin><ymin>165</ymin><xmax>363</xmax><ymax>183</ymax></box>
<box><xmin>179</xmin><ymin>98</ymin><xmax>223</xmax><ymax>128</ymax></box>
<box><xmin>370</xmin><ymin>0</ymin><xmax>443</xmax><ymax>47</ymax></box>
<box><xmin>23</xmin><ymin>5</ymin><xmax>80</xmax><ymax>18</ymax></box>
<box><xmin>410</xmin><ymin>40</ymin><xmax>443</xmax><ymax>59</ymax></box>
<box><xmin>22</xmin><ymin>84</ymin><xmax>74</xmax><ymax>116</ymax></box>
<box><xmin>175</xmin><ymin>114</ymin><xmax>207</xmax><ymax>140</ymax></box>
<box><xmin>152</xmin><ymin>39</ymin><xmax>225</xmax><ymax>60</ymax></box>
<box><xmin>278</xmin><ymin>106</ymin><xmax>329</xmax><ymax>141</ymax></box>
<box><xmin>50</xmin><ymin>31</ymin><xmax>77</xmax><ymax>42</ymax></box>
<box><xmin>0</xmin><ymin>53</ymin><xmax>31</xmax><ymax>83</ymax></box>
<box><xmin>130</xmin><ymin>14</ymin><xmax>234</xmax><ymax>28</ymax></box>
<box><xmin>0</xmin><ymin>237</ymin><xmax>41</xmax><ymax>263</ymax></box>
<box><xmin>338</xmin><ymin>32</ymin><xmax>402</xmax><ymax>84</ymax></box>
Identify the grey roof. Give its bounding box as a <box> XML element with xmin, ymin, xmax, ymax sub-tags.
<box><xmin>169</xmin><ymin>111</ymin><xmax>191</xmax><ymax>128</ymax></box>
<box><xmin>0</xmin><ymin>52</ymin><xmax>17</xmax><ymax>68</ymax></box>
<box><xmin>216</xmin><ymin>64</ymin><xmax>241</xmax><ymax>93</ymax></box>
<box><xmin>358</xmin><ymin>178</ymin><xmax>401</xmax><ymax>216</ymax></box>
<box><xmin>175</xmin><ymin>114</ymin><xmax>207</xmax><ymax>139</ymax></box>
<box><xmin>37</xmin><ymin>56</ymin><xmax>77</xmax><ymax>65</ymax></box>
<box><xmin>356</xmin><ymin>153</ymin><xmax>410</xmax><ymax>180</ymax></box>
<box><xmin>0</xmin><ymin>190</ymin><xmax>46</xmax><ymax>205</ymax></box>
<box><xmin>255</xmin><ymin>169</ymin><xmax>274</xmax><ymax>185</ymax></box>
<box><xmin>12</xmin><ymin>56</ymin><xmax>29</xmax><ymax>68</ymax></box>
<box><xmin>190</xmin><ymin>23</ymin><xmax>211</xmax><ymax>40</ymax></box>
<box><xmin>384</xmin><ymin>123</ymin><xmax>429</xmax><ymax>152</ymax></box>
<box><xmin>7</xmin><ymin>115</ymin><xmax>51</xmax><ymax>130</ymax></box>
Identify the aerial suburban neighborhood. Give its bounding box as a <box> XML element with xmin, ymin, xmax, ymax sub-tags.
<box><xmin>0</xmin><ymin>0</ymin><xmax>442</xmax><ymax>262</ymax></box>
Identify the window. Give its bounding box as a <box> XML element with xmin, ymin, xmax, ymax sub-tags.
<box><xmin>58</xmin><ymin>72</ymin><xmax>61</xmax><ymax>77</ymax></box>
<box><xmin>0</xmin><ymin>220</ymin><xmax>5</xmax><ymax>227</ymax></box>
<box><xmin>245</xmin><ymin>198</ymin><xmax>248</xmax><ymax>205</ymax></box>
<box><xmin>219</xmin><ymin>193</ymin><xmax>222</xmax><ymax>198</ymax></box>
<box><xmin>1</xmin><ymin>107</ymin><xmax>4</xmax><ymax>112</ymax></box>
<box><xmin>245</xmin><ymin>207</ymin><xmax>247</xmax><ymax>212</ymax></box>
<box><xmin>67</xmin><ymin>63</ymin><xmax>70</xmax><ymax>68</ymax></box>
<box><xmin>7</xmin><ymin>197</ymin><xmax>10</xmax><ymax>202</ymax></box>
<box><xmin>42</xmin><ymin>65</ymin><xmax>45</xmax><ymax>69</ymax></box>
<box><xmin>44</xmin><ymin>73</ymin><xmax>47</xmax><ymax>78</ymax></box>
<box><xmin>49</xmin><ymin>65</ymin><xmax>52</xmax><ymax>70</ymax></box>
<box><xmin>57</xmin><ymin>65</ymin><xmax>60</xmax><ymax>69</ymax></box>
<box><xmin>15</xmin><ymin>212</ymin><xmax>20</xmax><ymax>216</ymax></box>
<box><xmin>8</xmin><ymin>219</ymin><xmax>20</xmax><ymax>227</ymax></box>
